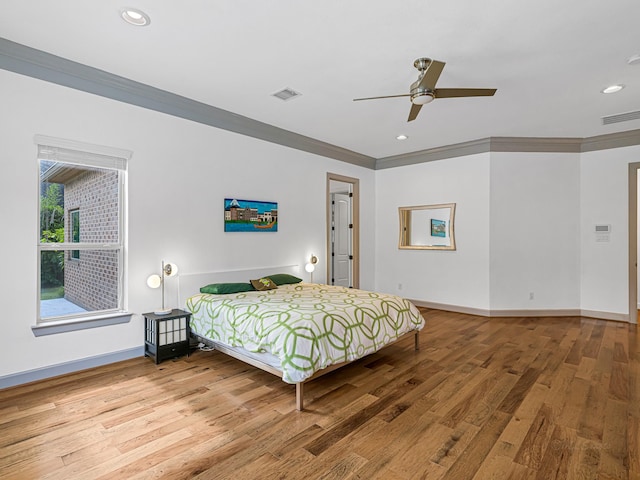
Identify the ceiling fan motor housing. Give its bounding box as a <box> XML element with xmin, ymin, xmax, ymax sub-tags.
<box><xmin>410</xmin><ymin>58</ymin><xmax>435</xmax><ymax>104</ymax></box>
<box><xmin>410</xmin><ymin>71</ymin><xmax>434</xmax><ymax>105</ymax></box>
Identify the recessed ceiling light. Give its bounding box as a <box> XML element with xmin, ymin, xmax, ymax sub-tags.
<box><xmin>601</xmin><ymin>84</ymin><xmax>625</xmax><ymax>94</ymax></box>
<box><xmin>120</xmin><ymin>8</ymin><xmax>150</xmax><ymax>26</ymax></box>
<box><xmin>628</xmin><ymin>54</ymin><xmax>640</xmax><ymax>66</ymax></box>
<box><xmin>396</xmin><ymin>134</ymin><xmax>408</xmax><ymax>141</ymax></box>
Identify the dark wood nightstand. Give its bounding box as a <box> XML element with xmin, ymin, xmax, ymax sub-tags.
<box><xmin>143</xmin><ymin>309</ymin><xmax>192</xmax><ymax>364</ymax></box>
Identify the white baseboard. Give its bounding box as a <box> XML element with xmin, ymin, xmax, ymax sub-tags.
<box><xmin>490</xmin><ymin>308</ymin><xmax>582</xmax><ymax>317</ymax></box>
<box><xmin>0</xmin><ymin>346</ymin><xmax>144</xmax><ymax>389</ymax></box>
<box><xmin>411</xmin><ymin>300</ymin><xmax>491</xmax><ymax>317</ymax></box>
<box><xmin>579</xmin><ymin>310</ymin><xmax>630</xmax><ymax>323</ymax></box>
<box><xmin>411</xmin><ymin>300</ymin><xmax>631</xmax><ymax>323</ymax></box>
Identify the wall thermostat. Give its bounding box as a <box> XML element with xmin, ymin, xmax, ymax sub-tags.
<box><xmin>595</xmin><ymin>224</ymin><xmax>611</xmax><ymax>242</ymax></box>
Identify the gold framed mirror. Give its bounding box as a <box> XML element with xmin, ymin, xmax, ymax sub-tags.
<box><xmin>399</xmin><ymin>203</ymin><xmax>456</xmax><ymax>250</ymax></box>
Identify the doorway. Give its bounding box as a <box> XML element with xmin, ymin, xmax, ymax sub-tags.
<box><xmin>327</xmin><ymin>173</ymin><xmax>359</xmax><ymax>289</ymax></box>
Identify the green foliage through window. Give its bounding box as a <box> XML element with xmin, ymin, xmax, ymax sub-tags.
<box><xmin>40</xmin><ymin>182</ymin><xmax>65</xmax><ymax>288</ymax></box>
<box><xmin>41</xmin><ymin>250</ymin><xmax>64</xmax><ymax>288</ymax></box>
<box><xmin>71</xmin><ymin>209</ymin><xmax>80</xmax><ymax>259</ymax></box>
<box><xmin>40</xmin><ymin>183</ymin><xmax>64</xmax><ymax>235</ymax></box>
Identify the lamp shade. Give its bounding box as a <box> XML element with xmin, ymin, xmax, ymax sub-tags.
<box><xmin>146</xmin><ymin>274</ymin><xmax>162</xmax><ymax>289</ymax></box>
<box><xmin>305</xmin><ymin>263</ymin><xmax>315</xmax><ymax>273</ymax></box>
<box><xmin>164</xmin><ymin>262</ymin><xmax>178</xmax><ymax>277</ymax></box>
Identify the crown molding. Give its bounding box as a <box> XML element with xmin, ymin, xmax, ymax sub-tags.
<box><xmin>376</xmin><ymin>131</ymin><xmax>640</xmax><ymax>169</ymax></box>
<box><xmin>2</xmin><ymin>37</ymin><xmax>640</xmax><ymax>172</ymax></box>
<box><xmin>375</xmin><ymin>136</ymin><xmax>585</xmax><ymax>170</ymax></box>
<box><xmin>376</xmin><ymin>138</ymin><xmax>492</xmax><ymax>170</ymax></box>
<box><xmin>581</xmin><ymin>129</ymin><xmax>640</xmax><ymax>152</ymax></box>
<box><xmin>0</xmin><ymin>37</ymin><xmax>375</xmax><ymax>170</ymax></box>
<box><xmin>490</xmin><ymin>136</ymin><xmax>582</xmax><ymax>153</ymax></box>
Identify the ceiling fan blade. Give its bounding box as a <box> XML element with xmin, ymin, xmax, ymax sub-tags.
<box><xmin>407</xmin><ymin>103</ymin><xmax>423</xmax><ymax>122</ymax></box>
<box><xmin>417</xmin><ymin>60</ymin><xmax>445</xmax><ymax>90</ymax></box>
<box><xmin>434</xmin><ymin>88</ymin><xmax>497</xmax><ymax>98</ymax></box>
<box><xmin>353</xmin><ymin>94</ymin><xmax>411</xmax><ymax>101</ymax></box>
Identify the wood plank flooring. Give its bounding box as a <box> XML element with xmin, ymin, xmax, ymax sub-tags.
<box><xmin>0</xmin><ymin>309</ymin><xmax>637</xmax><ymax>479</ymax></box>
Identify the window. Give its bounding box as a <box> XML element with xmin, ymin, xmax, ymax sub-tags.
<box><xmin>70</xmin><ymin>209</ymin><xmax>80</xmax><ymax>259</ymax></box>
<box><xmin>36</xmin><ymin>135</ymin><xmax>130</xmax><ymax>324</ymax></box>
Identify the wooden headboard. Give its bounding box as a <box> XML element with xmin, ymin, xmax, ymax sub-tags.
<box><xmin>177</xmin><ymin>264</ymin><xmax>301</xmax><ymax>308</ymax></box>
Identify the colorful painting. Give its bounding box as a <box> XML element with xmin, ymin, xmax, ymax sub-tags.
<box><xmin>431</xmin><ymin>218</ymin><xmax>446</xmax><ymax>237</ymax></box>
<box><xmin>224</xmin><ymin>198</ymin><xmax>278</xmax><ymax>232</ymax></box>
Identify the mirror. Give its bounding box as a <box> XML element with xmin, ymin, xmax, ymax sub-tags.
<box><xmin>399</xmin><ymin>203</ymin><xmax>456</xmax><ymax>250</ymax></box>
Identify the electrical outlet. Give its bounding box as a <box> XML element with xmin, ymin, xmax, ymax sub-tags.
<box><xmin>529</xmin><ymin>292</ymin><xmax>534</xmax><ymax>300</ymax></box>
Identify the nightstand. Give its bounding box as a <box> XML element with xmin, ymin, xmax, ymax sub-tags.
<box><xmin>143</xmin><ymin>309</ymin><xmax>192</xmax><ymax>364</ymax></box>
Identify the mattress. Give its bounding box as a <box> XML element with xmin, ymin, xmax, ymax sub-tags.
<box><xmin>187</xmin><ymin>282</ymin><xmax>425</xmax><ymax>383</ymax></box>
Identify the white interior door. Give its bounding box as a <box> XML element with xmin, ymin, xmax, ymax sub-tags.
<box><xmin>332</xmin><ymin>192</ymin><xmax>351</xmax><ymax>287</ymax></box>
<box><xmin>327</xmin><ymin>173</ymin><xmax>359</xmax><ymax>289</ymax></box>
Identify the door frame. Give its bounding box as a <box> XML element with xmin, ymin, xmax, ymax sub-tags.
<box><xmin>629</xmin><ymin>162</ymin><xmax>640</xmax><ymax>323</ymax></box>
<box><xmin>326</xmin><ymin>173</ymin><xmax>360</xmax><ymax>289</ymax></box>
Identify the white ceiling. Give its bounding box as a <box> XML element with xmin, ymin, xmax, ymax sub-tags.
<box><xmin>2</xmin><ymin>0</ymin><xmax>640</xmax><ymax>159</ymax></box>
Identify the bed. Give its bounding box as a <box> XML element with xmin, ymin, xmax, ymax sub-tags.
<box><xmin>179</xmin><ymin>265</ymin><xmax>425</xmax><ymax>410</ymax></box>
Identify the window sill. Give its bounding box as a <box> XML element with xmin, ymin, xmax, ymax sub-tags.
<box><xmin>31</xmin><ymin>312</ymin><xmax>133</xmax><ymax>337</ymax></box>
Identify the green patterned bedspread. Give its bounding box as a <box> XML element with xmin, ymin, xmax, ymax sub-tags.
<box><xmin>187</xmin><ymin>283</ymin><xmax>425</xmax><ymax>383</ymax></box>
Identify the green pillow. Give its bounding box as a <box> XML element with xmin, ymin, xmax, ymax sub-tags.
<box><xmin>250</xmin><ymin>277</ymin><xmax>278</xmax><ymax>291</ymax></box>
<box><xmin>200</xmin><ymin>282</ymin><xmax>255</xmax><ymax>294</ymax></box>
<box><xmin>267</xmin><ymin>273</ymin><xmax>303</xmax><ymax>285</ymax></box>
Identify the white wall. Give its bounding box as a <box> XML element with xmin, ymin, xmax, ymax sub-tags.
<box><xmin>0</xmin><ymin>70</ymin><xmax>375</xmax><ymax>379</ymax></box>
<box><xmin>1</xmin><ymin>66</ymin><xmax>638</xmax><ymax>383</ymax></box>
<box><xmin>375</xmin><ymin>147</ymin><xmax>636</xmax><ymax>319</ymax></box>
<box><xmin>374</xmin><ymin>154</ymin><xmax>492</xmax><ymax>310</ymax></box>
<box><xmin>580</xmin><ymin>145</ymin><xmax>640</xmax><ymax>316</ymax></box>
<box><xmin>489</xmin><ymin>152</ymin><xmax>580</xmax><ymax>310</ymax></box>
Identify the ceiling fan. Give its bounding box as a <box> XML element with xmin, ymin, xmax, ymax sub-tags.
<box><xmin>353</xmin><ymin>57</ymin><xmax>497</xmax><ymax>122</ymax></box>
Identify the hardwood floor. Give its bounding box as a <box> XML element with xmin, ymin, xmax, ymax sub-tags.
<box><xmin>0</xmin><ymin>309</ymin><xmax>637</xmax><ymax>479</ymax></box>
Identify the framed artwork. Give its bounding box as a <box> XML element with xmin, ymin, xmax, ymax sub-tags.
<box><xmin>431</xmin><ymin>218</ymin><xmax>446</xmax><ymax>237</ymax></box>
<box><xmin>224</xmin><ymin>198</ymin><xmax>278</xmax><ymax>232</ymax></box>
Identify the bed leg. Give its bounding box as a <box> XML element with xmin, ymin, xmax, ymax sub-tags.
<box><xmin>296</xmin><ymin>383</ymin><xmax>304</xmax><ymax>411</ymax></box>
<box><xmin>414</xmin><ymin>331</ymin><xmax>420</xmax><ymax>351</ymax></box>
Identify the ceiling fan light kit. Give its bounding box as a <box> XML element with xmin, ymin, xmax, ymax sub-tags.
<box><xmin>411</xmin><ymin>92</ymin><xmax>434</xmax><ymax>105</ymax></box>
<box><xmin>353</xmin><ymin>57</ymin><xmax>497</xmax><ymax>122</ymax></box>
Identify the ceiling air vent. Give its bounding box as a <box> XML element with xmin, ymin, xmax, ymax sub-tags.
<box><xmin>602</xmin><ymin>110</ymin><xmax>640</xmax><ymax>125</ymax></box>
<box><xmin>271</xmin><ymin>87</ymin><xmax>301</xmax><ymax>101</ymax></box>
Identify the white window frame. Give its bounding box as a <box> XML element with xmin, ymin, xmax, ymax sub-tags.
<box><xmin>33</xmin><ymin>135</ymin><xmax>132</xmax><ymax>336</ymax></box>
